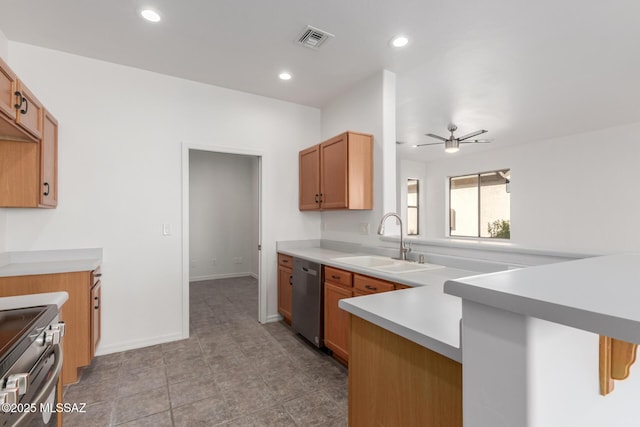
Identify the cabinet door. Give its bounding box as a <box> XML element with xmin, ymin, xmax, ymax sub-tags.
<box><xmin>14</xmin><ymin>81</ymin><xmax>43</xmax><ymax>140</ymax></box>
<box><xmin>0</xmin><ymin>140</ymin><xmax>39</xmax><ymax>207</ymax></box>
<box><xmin>320</xmin><ymin>134</ymin><xmax>348</xmax><ymax>209</ymax></box>
<box><xmin>0</xmin><ymin>57</ymin><xmax>17</xmax><ymax>122</ymax></box>
<box><xmin>324</xmin><ymin>281</ymin><xmax>353</xmax><ymax>363</ymax></box>
<box><xmin>40</xmin><ymin>110</ymin><xmax>58</xmax><ymax>207</ymax></box>
<box><xmin>90</xmin><ymin>280</ymin><xmax>101</xmax><ymax>359</ymax></box>
<box><xmin>278</xmin><ymin>265</ymin><xmax>293</xmax><ymax>323</ymax></box>
<box><xmin>299</xmin><ymin>144</ymin><xmax>321</xmax><ymax>210</ymax></box>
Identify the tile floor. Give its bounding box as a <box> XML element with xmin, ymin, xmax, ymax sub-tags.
<box><xmin>63</xmin><ymin>276</ymin><xmax>348</xmax><ymax>426</ymax></box>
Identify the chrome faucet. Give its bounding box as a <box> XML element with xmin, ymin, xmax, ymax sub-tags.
<box><xmin>377</xmin><ymin>212</ymin><xmax>410</xmax><ymax>261</ymax></box>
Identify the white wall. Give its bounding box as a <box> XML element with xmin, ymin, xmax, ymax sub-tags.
<box><xmin>0</xmin><ymin>27</ymin><xmax>7</xmax><ymax>61</ymax></box>
<box><xmin>189</xmin><ymin>151</ymin><xmax>257</xmax><ymax>281</ymax></box>
<box><xmin>5</xmin><ymin>42</ymin><xmax>321</xmax><ymax>354</ymax></box>
<box><xmin>320</xmin><ymin>70</ymin><xmax>397</xmax><ymax>246</ymax></box>
<box><xmin>420</xmin><ymin>121</ymin><xmax>640</xmax><ymax>254</ymax></box>
<box><xmin>0</xmin><ymin>28</ymin><xmax>7</xmax><ymax>252</ymax></box>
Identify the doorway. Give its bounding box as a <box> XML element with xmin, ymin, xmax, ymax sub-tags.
<box><xmin>181</xmin><ymin>144</ymin><xmax>263</xmax><ymax>338</ymax></box>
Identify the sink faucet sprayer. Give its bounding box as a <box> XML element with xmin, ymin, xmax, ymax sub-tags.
<box><xmin>376</xmin><ymin>212</ymin><xmax>411</xmax><ymax>261</ymax></box>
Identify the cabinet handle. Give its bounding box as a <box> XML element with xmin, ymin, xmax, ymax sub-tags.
<box><xmin>21</xmin><ymin>97</ymin><xmax>29</xmax><ymax>115</ymax></box>
<box><xmin>43</xmin><ymin>182</ymin><xmax>50</xmax><ymax>196</ymax></box>
<box><xmin>94</xmin><ymin>273</ymin><xmax>102</xmax><ymax>277</ymax></box>
<box><xmin>365</xmin><ymin>285</ymin><xmax>377</xmax><ymax>291</ymax></box>
<box><xmin>289</xmin><ymin>276</ymin><xmax>293</xmax><ymax>286</ymax></box>
<box><xmin>282</xmin><ymin>259</ymin><xmax>288</xmax><ymax>264</ymax></box>
<box><xmin>13</xmin><ymin>91</ymin><xmax>24</xmax><ymax>110</ymax></box>
<box><xmin>319</xmin><ymin>193</ymin><xmax>323</xmax><ymax>203</ymax></box>
<box><xmin>315</xmin><ymin>194</ymin><xmax>319</xmax><ymax>203</ymax></box>
<box><xmin>331</xmin><ymin>275</ymin><xmax>340</xmax><ymax>280</ymax></box>
<box><xmin>94</xmin><ymin>296</ymin><xmax>100</xmax><ymax>310</ymax></box>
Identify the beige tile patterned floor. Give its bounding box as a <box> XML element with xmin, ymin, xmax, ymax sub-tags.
<box><xmin>63</xmin><ymin>276</ymin><xmax>348</xmax><ymax>426</ymax></box>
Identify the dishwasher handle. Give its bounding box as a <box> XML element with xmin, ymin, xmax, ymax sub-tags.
<box><xmin>300</xmin><ymin>266</ymin><xmax>317</xmax><ymax>276</ymax></box>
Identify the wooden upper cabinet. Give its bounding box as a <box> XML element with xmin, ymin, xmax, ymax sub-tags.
<box><xmin>40</xmin><ymin>110</ymin><xmax>58</xmax><ymax>207</ymax></box>
<box><xmin>299</xmin><ymin>144</ymin><xmax>321</xmax><ymax>210</ymax></box>
<box><xmin>299</xmin><ymin>131</ymin><xmax>373</xmax><ymax>211</ymax></box>
<box><xmin>0</xmin><ymin>58</ymin><xmax>58</xmax><ymax>208</ymax></box>
<box><xmin>0</xmin><ymin>57</ymin><xmax>17</xmax><ymax>122</ymax></box>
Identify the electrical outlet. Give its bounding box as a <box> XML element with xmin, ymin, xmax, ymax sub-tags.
<box><xmin>233</xmin><ymin>257</ymin><xmax>243</xmax><ymax>264</ymax></box>
<box><xmin>162</xmin><ymin>223</ymin><xmax>171</xmax><ymax>236</ymax></box>
<box><xmin>359</xmin><ymin>223</ymin><xmax>370</xmax><ymax>235</ymax></box>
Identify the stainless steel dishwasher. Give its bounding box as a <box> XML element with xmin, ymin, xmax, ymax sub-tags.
<box><xmin>291</xmin><ymin>258</ymin><xmax>323</xmax><ymax>347</ymax></box>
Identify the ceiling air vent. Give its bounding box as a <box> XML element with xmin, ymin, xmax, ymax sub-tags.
<box><xmin>297</xmin><ymin>25</ymin><xmax>334</xmax><ymax>49</ymax></box>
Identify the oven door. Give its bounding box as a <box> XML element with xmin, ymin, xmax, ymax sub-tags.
<box><xmin>6</xmin><ymin>343</ymin><xmax>63</xmax><ymax>427</ymax></box>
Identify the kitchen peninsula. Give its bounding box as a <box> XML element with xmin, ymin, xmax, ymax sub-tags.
<box><xmin>278</xmin><ymin>241</ymin><xmax>640</xmax><ymax>426</ymax></box>
<box><xmin>444</xmin><ymin>253</ymin><xmax>640</xmax><ymax>427</ymax></box>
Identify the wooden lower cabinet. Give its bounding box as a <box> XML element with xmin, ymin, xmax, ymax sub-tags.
<box><xmin>277</xmin><ymin>253</ymin><xmax>293</xmax><ymax>324</ymax></box>
<box><xmin>0</xmin><ymin>268</ymin><xmax>101</xmax><ymax>384</ymax></box>
<box><xmin>349</xmin><ymin>316</ymin><xmax>462</xmax><ymax>426</ymax></box>
<box><xmin>324</xmin><ymin>281</ymin><xmax>353</xmax><ymax>363</ymax></box>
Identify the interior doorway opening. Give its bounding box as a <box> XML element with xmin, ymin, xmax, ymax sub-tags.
<box><xmin>181</xmin><ymin>144</ymin><xmax>263</xmax><ymax>337</ymax></box>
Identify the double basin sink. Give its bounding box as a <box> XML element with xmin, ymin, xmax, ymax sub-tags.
<box><xmin>332</xmin><ymin>255</ymin><xmax>444</xmax><ymax>274</ymax></box>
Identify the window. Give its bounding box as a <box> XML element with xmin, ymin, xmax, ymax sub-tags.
<box><xmin>407</xmin><ymin>179</ymin><xmax>419</xmax><ymax>235</ymax></box>
<box><xmin>449</xmin><ymin>169</ymin><xmax>510</xmax><ymax>239</ymax></box>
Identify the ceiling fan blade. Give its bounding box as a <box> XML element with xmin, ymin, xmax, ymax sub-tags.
<box><xmin>458</xmin><ymin>129</ymin><xmax>488</xmax><ymax>141</ymax></box>
<box><xmin>413</xmin><ymin>142</ymin><xmax>445</xmax><ymax>147</ymax></box>
<box><xmin>424</xmin><ymin>133</ymin><xmax>448</xmax><ymax>142</ymax></box>
<box><xmin>459</xmin><ymin>139</ymin><xmax>492</xmax><ymax>144</ymax></box>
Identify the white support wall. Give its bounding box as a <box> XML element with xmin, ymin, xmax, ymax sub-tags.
<box><xmin>320</xmin><ymin>70</ymin><xmax>398</xmax><ymax>246</ymax></box>
<box><xmin>462</xmin><ymin>300</ymin><xmax>640</xmax><ymax>427</ymax></box>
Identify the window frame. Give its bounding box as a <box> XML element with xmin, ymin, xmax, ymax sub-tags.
<box><xmin>448</xmin><ymin>169</ymin><xmax>510</xmax><ymax>239</ymax></box>
<box><xmin>407</xmin><ymin>178</ymin><xmax>419</xmax><ymax>236</ymax></box>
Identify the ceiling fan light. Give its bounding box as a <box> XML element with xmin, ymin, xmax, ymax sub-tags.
<box><xmin>445</xmin><ymin>139</ymin><xmax>459</xmax><ymax>153</ymax></box>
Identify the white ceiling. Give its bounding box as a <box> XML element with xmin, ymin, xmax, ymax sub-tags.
<box><xmin>1</xmin><ymin>0</ymin><xmax>639</xmax><ymax>162</ymax></box>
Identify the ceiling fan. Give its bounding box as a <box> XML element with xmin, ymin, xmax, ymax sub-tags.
<box><xmin>414</xmin><ymin>124</ymin><xmax>491</xmax><ymax>153</ymax></box>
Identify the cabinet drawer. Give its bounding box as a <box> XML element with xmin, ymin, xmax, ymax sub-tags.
<box><xmin>354</xmin><ymin>274</ymin><xmax>395</xmax><ymax>294</ymax></box>
<box><xmin>278</xmin><ymin>253</ymin><xmax>293</xmax><ymax>268</ymax></box>
<box><xmin>325</xmin><ymin>266</ymin><xmax>353</xmax><ymax>288</ymax></box>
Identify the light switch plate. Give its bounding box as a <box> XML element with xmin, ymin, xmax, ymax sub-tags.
<box><xmin>162</xmin><ymin>223</ymin><xmax>171</xmax><ymax>236</ymax></box>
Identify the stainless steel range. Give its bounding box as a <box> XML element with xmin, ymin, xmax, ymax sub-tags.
<box><xmin>0</xmin><ymin>305</ymin><xmax>65</xmax><ymax>427</ymax></box>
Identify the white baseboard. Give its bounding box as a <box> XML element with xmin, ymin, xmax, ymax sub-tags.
<box><xmin>266</xmin><ymin>313</ymin><xmax>283</xmax><ymax>323</ymax></box>
<box><xmin>95</xmin><ymin>331</ymin><xmax>186</xmax><ymax>356</ymax></box>
<box><xmin>189</xmin><ymin>272</ymin><xmax>255</xmax><ymax>282</ymax></box>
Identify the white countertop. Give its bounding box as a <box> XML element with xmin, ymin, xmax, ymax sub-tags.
<box><xmin>339</xmin><ymin>284</ymin><xmax>463</xmax><ymax>362</ymax></box>
<box><xmin>278</xmin><ymin>245</ymin><xmax>479</xmax><ymax>362</ymax></box>
<box><xmin>0</xmin><ymin>291</ymin><xmax>69</xmax><ymax>309</ymax></box>
<box><xmin>444</xmin><ymin>253</ymin><xmax>640</xmax><ymax>344</ymax></box>
<box><xmin>0</xmin><ymin>248</ymin><xmax>102</xmax><ymax>277</ymax></box>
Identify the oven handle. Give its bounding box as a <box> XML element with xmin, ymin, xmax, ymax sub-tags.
<box><xmin>12</xmin><ymin>344</ymin><xmax>63</xmax><ymax>427</ymax></box>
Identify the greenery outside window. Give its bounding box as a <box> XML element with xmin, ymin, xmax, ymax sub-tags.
<box><xmin>449</xmin><ymin>169</ymin><xmax>510</xmax><ymax>239</ymax></box>
<box><xmin>407</xmin><ymin>179</ymin><xmax>419</xmax><ymax>235</ymax></box>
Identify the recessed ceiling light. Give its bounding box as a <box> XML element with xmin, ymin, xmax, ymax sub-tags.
<box><xmin>391</xmin><ymin>36</ymin><xmax>409</xmax><ymax>48</ymax></box>
<box><xmin>279</xmin><ymin>72</ymin><xmax>292</xmax><ymax>81</ymax></box>
<box><xmin>140</xmin><ymin>9</ymin><xmax>161</xmax><ymax>22</ymax></box>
